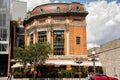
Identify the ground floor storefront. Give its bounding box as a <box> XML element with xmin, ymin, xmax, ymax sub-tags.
<box><xmin>12</xmin><ymin>64</ymin><xmax>103</xmax><ymax>78</ymax></box>
<box><xmin>11</xmin><ymin>56</ymin><xmax>103</xmax><ymax>78</ymax></box>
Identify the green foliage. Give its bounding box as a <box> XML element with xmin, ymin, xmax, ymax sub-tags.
<box><xmin>14</xmin><ymin>42</ymin><xmax>51</xmax><ymax>65</ymax></box>
<box><xmin>60</xmin><ymin>69</ymin><xmax>75</xmax><ymax>78</ymax></box>
<box><xmin>14</xmin><ymin>46</ymin><xmax>30</xmax><ymax>65</ymax></box>
<box><xmin>14</xmin><ymin>42</ymin><xmax>51</xmax><ymax>77</ymax></box>
<box><xmin>28</xmin><ymin>42</ymin><xmax>51</xmax><ymax>65</ymax></box>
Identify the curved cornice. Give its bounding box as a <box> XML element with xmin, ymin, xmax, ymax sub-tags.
<box><xmin>24</xmin><ymin>2</ymin><xmax>88</xmax><ymax>25</ymax></box>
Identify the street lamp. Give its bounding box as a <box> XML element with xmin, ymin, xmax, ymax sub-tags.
<box><xmin>75</xmin><ymin>57</ymin><xmax>83</xmax><ymax>80</ymax></box>
<box><xmin>88</xmin><ymin>51</ymin><xmax>99</xmax><ymax>74</ymax></box>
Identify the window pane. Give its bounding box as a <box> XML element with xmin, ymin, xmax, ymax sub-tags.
<box><xmin>0</xmin><ymin>0</ymin><xmax>7</xmax><ymax>8</ymax></box>
<box><xmin>0</xmin><ymin>13</ymin><xmax>6</xmax><ymax>26</ymax></box>
<box><xmin>39</xmin><ymin>19</ymin><xmax>45</xmax><ymax>23</ymax></box>
<box><xmin>0</xmin><ymin>29</ymin><xmax>7</xmax><ymax>41</ymax></box>
<box><xmin>53</xmin><ymin>30</ymin><xmax>64</xmax><ymax>55</ymax></box>
<box><xmin>76</xmin><ymin>37</ymin><xmax>80</xmax><ymax>44</ymax></box>
<box><xmin>0</xmin><ymin>43</ymin><xmax>7</xmax><ymax>51</ymax></box>
<box><xmin>38</xmin><ymin>31</ymin><xmax>47</xmax><ymax>42</ymax></box>
<box><xmin>3</xmin><ymin>14</ymin><xmax>6</xmax><ymax>26</ymax></box>
<box><xmin>55</xmin><ymin>18</ymin><xmax>65</xmax><ymax>22</ymax></box>
<box><xmin>30</xmin><ymin>34</ymin><xmax>33</xmax><ymax>44</ymax></box>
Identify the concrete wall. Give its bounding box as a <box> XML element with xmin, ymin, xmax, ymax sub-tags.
<box><xmin>88</xmin><ymin>38</ymin><xmax>120</xmax><ymax>80</ymax></box>
<box><xmin>11</xmin><ymin>1</ymin><xmax>27</xmax><ymax>21</ymax></box>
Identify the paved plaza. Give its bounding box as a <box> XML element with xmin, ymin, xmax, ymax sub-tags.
<box><xmin>0</xmin><ymin>77</ymin><xmax>87</xmax><ymax>80</ymax></box>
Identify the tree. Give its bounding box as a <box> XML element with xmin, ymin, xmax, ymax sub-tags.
<box><xmin>14</xmin><ymin>42</ymin><xmax>51</xmax><ymax>78</ymax></box>
<box><xmin>14</xmin><ymin>46</ymin><xmax>30</xmax><ymax>66</ymax></box>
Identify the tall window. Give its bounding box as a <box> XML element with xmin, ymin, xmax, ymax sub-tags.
<box><xmin>38</xmin><ymin>31</ymin><xmax>47</xmax><ymax>42</ymax></box>
<box><xmin>56</xmin><ymin>7</ymin><xmax>60</xmax><ymax>12</ymax></box>
<box><xmin>76</xmin><ymin>37</ymin><xmax>80</xmax><ymax>45</ymax></box>
<box><xmin>0</xmin><ymin>13</ymin><xmax>6</xmax><ymax>26</ymax></box>
<box><xmin>30</xmin><ymin>34</ymin><xmax>33</xmax><ymax>44</ymax></box>
<box><xmin>53</xmin><ymin>30</ymin><xmax>64</xmax><ymax>55</ymax></box>
<box><xmin>76</xmin><ymin>6</ymin><xmax>79</xmax><ymax>12</ymax></box>
<box><xmin>0</xmin><ymin>29</ymin><xmax>7</xmax><ymax>41</ymax></box>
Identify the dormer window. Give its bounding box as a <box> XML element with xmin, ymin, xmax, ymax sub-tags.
<box><xmin>76</xmin><ymin>6</ymin><xmax>79</xmax><ymax>12</ymax></box>
<box><xmin>56</xmin><ymin>7</ymin><xmax>60</xmax><ymax>12</ymax></box>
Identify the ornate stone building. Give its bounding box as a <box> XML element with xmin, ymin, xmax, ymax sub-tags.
<box><xmin>24</xmin><ymin>2</ymin><xmax>88</xmax><ymax>68</ymax></box>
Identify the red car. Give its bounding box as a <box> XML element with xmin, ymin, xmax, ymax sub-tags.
<box><xmin>92</xmin><ymin>74</ymin><xmax>118</xmax><ymax>80</ymax></box>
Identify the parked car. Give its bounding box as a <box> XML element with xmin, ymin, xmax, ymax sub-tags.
<box><xmin>92</xmin><ymin>74</ymin><xmax>118</xmax><ymax>80</ymax></box>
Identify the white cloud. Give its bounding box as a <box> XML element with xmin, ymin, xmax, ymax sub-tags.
<box><xmin>86</xmin><ymin>1</ymin><xmax>120</xmax><ymax>48</ymax></box>
<box><xmin>87</xmin><ymin>43</ymin><xmax>100</xmax><ymax>50</ymax></box>
<box><xmin>54</xmin><ymin>0</ymin><xmax>59</xmax><ymax>3</ymax></box>
<box><xmin>19</xmin><ymin>0</ymin><xmax>50</xmax><ymax>11</ymax></box>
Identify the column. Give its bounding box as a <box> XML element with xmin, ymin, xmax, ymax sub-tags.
<box><xmin>66</xmin><ymin>31</ymin><xmax>69</xmax><ymax>55</ymax></box>
<box><xmin>33</xmin><ymin>32</ymin><xmax>36</xmax><ymax>44</ymax></box>
<box><xmin>27</xmin><ymin>34</ymin><xmax>30</xmax><ymax>46</ymax></box>
<box><xmin>47</xmin><ymin>31</ymin><xmax>51</xmax><ymax>44</ymax></box>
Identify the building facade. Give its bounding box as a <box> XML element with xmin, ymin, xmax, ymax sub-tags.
<box><xmin>0</xmin><ymin>0</ymin><xmax>26</xmax><ymax>76</ymax></box>
<box><xmin>23</xmin><ymin>3</ymin><xmax>89</xmax><ymax>77</ymax></box>
<box><xmin>10</xmin><ymin>0</ymin><xmax>26</xmax><ymax>54</ymax></box>
<box><xmin>24</xmin><ymin>2</ymin><xmax>88</xmax><ymax>56</ymax></box>
<box><xmin>0</xmin><ymin>0</ymin><xmax>10</xmax><ymax>76</ymax></box>
<box><xmin>10</xmin><ymin>0</ymin><xmax>27</xmax><ymax>71</ymax></box>
<box><xmin>88</xmin><ymin>38</ymin><xmax>120</xmax><ymax>80</ymax></box>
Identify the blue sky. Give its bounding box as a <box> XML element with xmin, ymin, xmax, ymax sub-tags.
<box><xmin>19</xmin><ymin>0</ymin><xmax>120</xmax><ymax>49</ymax></box>
<box><xmin>50</xmin><ymin>0</ymin><xmax>120</xmax><ymax>4</ymax></box>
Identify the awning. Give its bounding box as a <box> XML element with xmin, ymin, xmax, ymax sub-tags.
<box><xmin>11</xmin><ymin>63</ymin><xmax>23</xmax><ymax>68</ymax></box>
<box><xmin>11</xmin><ymin>60</ymin><xmax>102</xmax><ymax>68</ymax></box>
<box><xmin>45</xmin><ymin>60</ymin><xmax>102</xmax><ymax>66</ymax></box>
<box><xmin>11</xmin><ymin>63</ymin><xmax>30</xmax><ymax>68</ymax></box>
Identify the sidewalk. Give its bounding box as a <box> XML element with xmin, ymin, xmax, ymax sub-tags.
<box><xmin>11</xmin><ymin>78</ymin><xmax>87</xmax><ymax>80</ymax></box>
<box><xmin>0</xmin><ymin>77</ymin><xmax>87</xmax><ymax>80</ymax></box>
<box><xmin>0</xmin><ymin>77</ymin><xmax>7</xmax><ymax>80</ymax></box>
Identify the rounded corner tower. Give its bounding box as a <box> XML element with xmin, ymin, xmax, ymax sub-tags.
<box><xmin>24</xmin><ymin>2</ymin><xmax>88</xmax><ymax>57</ymax></box>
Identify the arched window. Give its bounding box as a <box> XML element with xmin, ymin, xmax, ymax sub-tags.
<box><xmin>76</xmin><ymin>6</ymin><xmax>79</xmax><ymax>12</ymax></box>
<box><xmin>56</xmin><ymin>7</ymin><xmax>60</xmax><ymax>12</ymax></box>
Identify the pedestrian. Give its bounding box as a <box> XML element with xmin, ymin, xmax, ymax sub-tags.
<box><xmin>89</xmin><ymin>72</ymin><xmax>93</xmax><ymax>80</ymax></box>
<box><xmin>37</xmin><ymin>70</ymin><xmax>41</xmax><ymax>80</ymax></box>
<box><xmin>7</xmin><ymin>72</ymin><xmax>12</xmax><ymax>80</ymax></box>
<box><xmin>37</xmin><ymin>70</ymin><xmax>41</xmax><ymax>77</ymax></box>
<box><xmin>87</xmin><ymin>71</ymin><xmax>93</xmax><ymax>80</ymax></box>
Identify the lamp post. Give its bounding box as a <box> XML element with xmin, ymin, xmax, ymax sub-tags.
<box><xmin>88</xmin><ymin>51</ymin><xmax>99</xmax><ymax>74</ymax></box>
<box><xmin>75</xmin><ymin>57</ymin><xmax>83</xmax><ymax>80</ymax></box>
<box><xmin>92</xmin><ymin>51</ymin><xmax>96</xmax><ymax>73</ymax></box>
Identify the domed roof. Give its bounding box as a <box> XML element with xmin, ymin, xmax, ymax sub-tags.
<box><xmin>24</xmin><ymin>2</ymin><xmax>88</xmax><ymax>23</ymax></box>
<box><xmin>31</xmin><ymin>2</ymin><xmax>85</xmax><ymax>15</ymax></box>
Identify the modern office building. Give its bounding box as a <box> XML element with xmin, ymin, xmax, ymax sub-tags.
<box><xmin>0</xmin><ymin>0</ymin><xmax>10</xmax><ymax>76</ymax></box>
<box><xmin>0</xmin><ymin>0</ymin><xmax>26</xmax><ymax>76</ymax></box>
<box><xmin>24</xmin><ymin>2</ymin><xmax>88</xmax><ymax>70</ymax></box>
